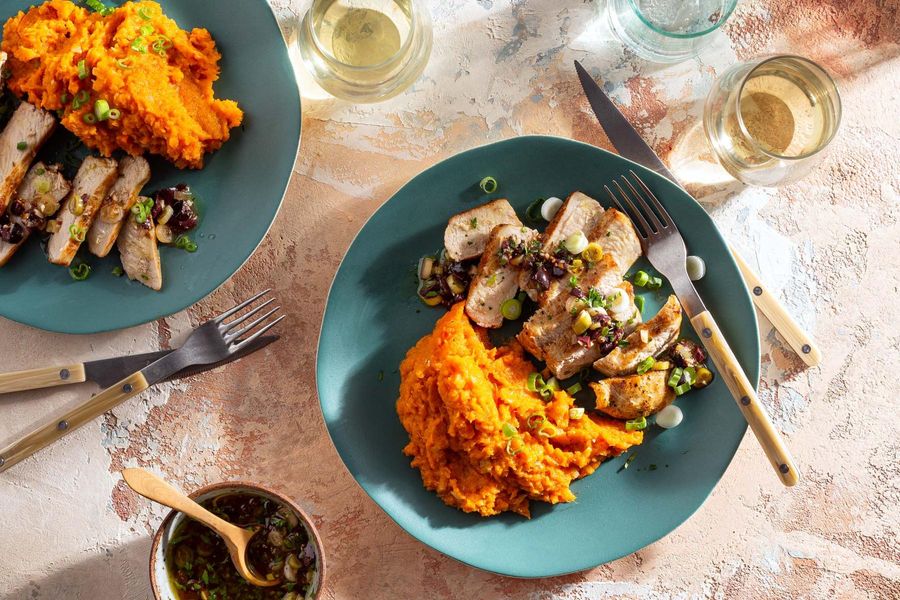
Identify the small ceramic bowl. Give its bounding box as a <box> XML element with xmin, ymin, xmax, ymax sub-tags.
<box><xmin>150</xmin><ymin>481</ymin><xmax>325</xmax><ymax>600</ymax></box>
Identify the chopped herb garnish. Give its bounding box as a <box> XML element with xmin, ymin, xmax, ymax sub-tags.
<box><xmin>83</xmin><ymin>0</ymin><xmax>114</xmax><ymax>16</ymax></box>
<box><xmin>568</xmin><ymin>274</ymin><xmax>579</xmax><ymax>287</ymax></box>
<box><xmin>112</xmin><ymin>266</ymin><xmax>124</xmax><ymax>277</ymax></box>
<box><xmin>469</xmin><ymin>217</ymin><xmax>478</xmax><ymax>229</ymax></box>
<box><xmin>174</xmin><ymin>234</ymin><xmax>198</xmax><ymax>252</ymax></box>
<box><xmin>16</xmin><ymin>141</ymin><xmax>27</xmax><ymax>151</ymax></box>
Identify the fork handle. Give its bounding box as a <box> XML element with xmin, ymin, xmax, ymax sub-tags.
<box><xmin>691</xmin><ymin>311</ymin><xmax>799</xmax><ymax>487</ymax></box>
<box><xmin>730</xmin><ymin>249</ymin><xmax>822</xmax><ymax>367</ymax></box>
<box><xmin>0</xmin><ymin>364</ymin><xmax>86</xmax><ymax>394</ymax></box>
<box><xmin>0</xmin><ymin>371</ymin><xmax>149</xmax><ymax>473</ymax></box>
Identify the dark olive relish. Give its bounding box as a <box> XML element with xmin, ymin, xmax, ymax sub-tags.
<box><xmin>167</xmin><ymin>493</ymin><xmax>316</xmax><ymax>600</ymax></box>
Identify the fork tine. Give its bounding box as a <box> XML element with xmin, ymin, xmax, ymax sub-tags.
<box><xmin>231</xmin><ymin>315</ymin><xmax>286</xmax><ymax>352</ymax></box>
<box><xmin>611</xmin><ymin>181</ymin><xmax>652</xmax><ymax>238</ymax></box>
<box><xmin>221</xmin><ymin>298</ymin><xmax>276</xmax><ymax>333</ymax></box>
<box><xmin>630</xmin><ymin>170</ymin><xmax>673</xmax><ymax>227</ymax></box>
<box><xmin>622</xmin><ymin>175</ymin><xmax>663</xmax><ymax>232</ymax></box>
<box><xmin>225</xmin><ymin>306</ymin><xmax>281</xmax><ymax>343</ymax></box>
<box><xmin>605</xmin><ymin>185</ymin><xmax>639</xmax><ymax>235</ymax></box>
<box><xmin>213</xmin><ymin>289</ymin><xmax>271</xmax><ymax>324</ymax></box>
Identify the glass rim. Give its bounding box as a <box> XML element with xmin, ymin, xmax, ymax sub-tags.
<box><xmin>305</xmin><ymin>0</ymin><xmax>418</xmax><ymax>73</ymax></box>
<box><xmin>734</xmin><ymin>54</ymin><xmax>842</xmax><ymax>161</ymax></box>
<box><xmin>626</xmin><ymin>0</ymin><xmax>739</xmax><ymax>39</ymax></box>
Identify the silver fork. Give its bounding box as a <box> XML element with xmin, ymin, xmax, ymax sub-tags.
<box><xmin>0</xmin><ymin>290</ymin><xmax>284</xmax><ymax>473</ymax></box>
<box><xmin>607</xmin><ymin>171</ymin><xmax>799</xmax><ymax>487</ymax></box>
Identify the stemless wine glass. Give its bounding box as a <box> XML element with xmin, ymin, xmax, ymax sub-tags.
<box><xmin>298</xmin><ymin>0</ymin><xmax>432</xmax><ymax>103</ymax></box>
<box><xmin>607</xmin><ymin>0</ymin><xmax>738</xmax><ymax>63</ymax></box>
<box><xmin>703</xmin><ymin>55</ymin><xmax>842</xmax><ymax>187</ymax></box>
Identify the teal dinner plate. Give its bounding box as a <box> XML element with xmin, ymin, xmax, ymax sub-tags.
<box><xmin>0</xmin><ymin>0</ymin><xmax>300</xmax><ymax>334</ymax></box>
<box><xmin>317</xmin><ymin>135</ymin><xmax>757</xmax><ymax>578</ymax></box>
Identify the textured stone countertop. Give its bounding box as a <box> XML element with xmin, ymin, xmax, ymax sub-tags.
<box><xmin>1</xmin><ymin>1</ymin><xmax>898</xmax><ymax>598</ymax></box>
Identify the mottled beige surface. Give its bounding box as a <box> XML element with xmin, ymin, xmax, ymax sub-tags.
<box><xmin>1</xmin><ymin>0</ymin><xmax>899</xmax><ymax>598</ymax></box>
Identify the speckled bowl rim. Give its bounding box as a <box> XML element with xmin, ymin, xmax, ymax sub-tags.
<box><xmin>149</xmin><ymin>480</ymin><xmax>326</xmax><ymax>600</ymax></box>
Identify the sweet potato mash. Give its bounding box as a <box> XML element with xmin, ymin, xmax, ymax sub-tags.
<box><xmin>397</xmin><ymin>303</ymin><xmax>643</xmax><ymax>517</ymax></box>
<box><xmin>2</xmin><ymin>0</ymin><xmax>242</xmax><ymax>168</ymax></box>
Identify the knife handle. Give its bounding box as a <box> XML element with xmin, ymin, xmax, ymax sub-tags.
<box><xmin>730</xmin><ymin>248</ymin><xmax>822</xmax><ymax>367</ymax></box>
<box><xmin>0</xmin><ymin>364</ymin><xmax>87</xmax><ymax>394</ymax></box>
<box><xmin>0</xmin><ymin>371</ymin><xmax>148</xmax><ymax>473</ymax></box>
<box><xmin>690</xmin><ymin>311</ymin><xmax>799</xmax><ymax>486</ymax></box>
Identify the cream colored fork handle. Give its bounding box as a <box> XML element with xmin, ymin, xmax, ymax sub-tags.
<box><xmin>0</xmin><ymin>371</ymin><xmax>148</xmax><ymax>473</ymax></box>
<box><xmin>691</xmin><ymin>311</ymin><xmax>799</xmax><ymax>487</ymax></box>
<box><xmin>730</xmin><ymin>248</ymin><xmax>822</xmax><ymax>367</ymax></box>
<box><xmin>0</xmin><ymin>364</ymin><xmax>86</xmax><ymax>394</ymax></box>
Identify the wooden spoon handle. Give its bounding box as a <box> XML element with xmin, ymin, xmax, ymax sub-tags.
<box><xmin>691</xmin><ymin>311</ymin><xmax>799</xmax><ymax>486</ymax></box>
<box><xmin>0</xmin><ymin>364</ymin><xmax>86</xmax><ymax>394</ymax></box>
<box><xmin>122</xmin><ymin>468</ymin><xmax>240</xmax><ymax>536</ymax></box>
<box><xmin>730</xmin><ymin>248</ymin><xmax>822</xmax><ymax>367</ymax></box>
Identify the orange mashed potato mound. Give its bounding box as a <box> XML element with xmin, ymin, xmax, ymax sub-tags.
<box><xmin>397</xmin><ymin>303</ymin><xmax>643</xmax><ymax>517</ymax></box>
<box><xmin>2</xmin><ymin>0</ymin><xmax>242</xmax><ymax>168</ymax></box>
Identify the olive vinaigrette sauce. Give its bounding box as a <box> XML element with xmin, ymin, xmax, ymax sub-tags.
<box><xmin>167</xmin><ymin>493</ymin><xmax>317</xmax><ymax>600</ymax></box>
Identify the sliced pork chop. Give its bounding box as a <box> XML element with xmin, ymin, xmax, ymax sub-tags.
<box><xmin>117</xmin><ymin>199</ymin><xmax>162</xmax><ymax>290</ymax></box>
<box><xmin>0</xmin><ymin>162</ymin><xmax>70</xmax><ymax>266</ymax></box>
<box><xmin>593</xmin><ymin>295</ymin><xmax>683</xmax><ymax>376</ymax></box>
<box><xmin>587</xmin><ymin>207</ymin><xmax>642</xmax><ymax>278</ymax></box>
<box><xmin>590</xmin><ymin>370</ymin><xmax>675</xmax><ymax>420</ymax></box>
<box><xmin>47</xmin><ymin>156</ymin><xmax>119</xmax><ymax>266</ymax></box>
<box><xmin>0</xmin><ymin>102</ymin><xmax>57</xmax><ymax>215</ymax></box>
<box><xmin>444</xmin><ymin>199</ymin><xmax>521</xmax><ymax>261</ymax></box>
<box><xmin>519</xmin><ymin>191</ymin><xmax>606</xmax><ymax>301</ymax></box>
<box><xmin>465</xmin><ymin>224</ymin><xmax>537</xmax><ymax>328</ymax></box>
<box><xmin>518</xmin><ymin>254</ymin><xmax>632</xmax><ymax>379</ymax></box>
<box><xmin>87</xmin><ymin>156</ymin><xmax>151</xmax><ymax>257</ymax></box>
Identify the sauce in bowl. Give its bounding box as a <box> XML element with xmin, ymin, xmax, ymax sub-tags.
<box><xmin>166</xmin><ymin>493</ymin><xmax>317</xmax><ymax>600</ymax></box>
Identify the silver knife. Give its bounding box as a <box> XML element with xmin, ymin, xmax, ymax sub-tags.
<box><xmin>0</xmin><ymin>336</ymin><xmax>279</xmax><ymax>394</ymax></box>
<box><xmin>574</xmin><ymin>60</ymin><xmax>821</xmax><ymax>367</ymax></box>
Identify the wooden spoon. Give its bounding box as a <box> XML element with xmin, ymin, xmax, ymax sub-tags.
<box><xmin>122</xmin><ymin>468</ymin><xmax>280</xmax><ymax>588</ymax></box>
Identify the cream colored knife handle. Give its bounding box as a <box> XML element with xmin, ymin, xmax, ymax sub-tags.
<box><xmin>0</xmin><ymin>364</ymin><xmax>87</xmax><ymax>394</ymax></box>
<box><xmin>0</xmin><ymin>371</ymin><xmax>149</xmax><ymax>473</ymax></box>
<box><xmin>730</xmin><ymin>248</ymin><xmax>821</xmax><ymax>367</ymax></box>
<box><xmin>691</xmin><ymin>311</ymin><xmax>799</xmax><ymax>487</ymax></box>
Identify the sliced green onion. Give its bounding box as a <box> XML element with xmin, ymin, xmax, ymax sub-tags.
<box><xmin>542</xmin><ymin>376</ymin><xmax>560</xmax><ymax>395</ymax></box>
<box><xmin>500</xmin><ymin>297</ymin><xmax>522</xmax><ymax>321</ymax></box>
<box><xmin>116</xmin><ymin>58</ymin><xmax>132</xmax><ymax>69</ymax></box>
<box><xmin>72</xmin><ymin>89</ymin><xmax>90</xmax><ymax>110</ymax></box>
<box><xmin>683</xmin><ymin>366</ymin><xmax>697</xmax><ymax>386</ymax></box>
<box><xmin>636</xmin><ymin>356</ymin><xmax>655</xmax><ymax>375</ymax></box>
<box><xmin>82</xmin><ymin>112</ymin><xmax>97</xmax><ymax>124</ymax></box>
<box><xmin>667</xmin><ymin>368</ymin><xmax>684</xmax><ymax>388</ymax></box>
<box><xmin>525</xmin><ymin>197</ymin><xmax>544</xmax><ymax>222</ymax></box>
<box><xmin>16</xmin><ymin>141</ymin><xmax>27</xmax><ymax>151</ymax></box>
<box><xmin>527</xmin><ymin>372</ymin><xmax>545</xmax><ymax>393</ymax></box>
<box><xmin>174</xmin><ymin>235</ymin><xmax>198</xmax><ymax>252</ymax></box>
<box><xmin>108</xmin><ymin>108</ymin><xmax>121</xmax><ymax>120</ymax></box>
<box><xmin>131</xmin><ymin>197</ymin><xmax>154</xmax><ymax>223</ymax></box>
<box><xmin>152</xmin><ymin>36</ymin><xmax>173</xmax><ymax>56</ymax></box>
<box><xmin>479</xmin><ymin>176</ymin><xmax>498</xmax><ymax>194</ymax></box>
<box><xmin>634</xmin><ymin>295</ymin><xmax>645</xmax><ymax>313</ymax></box>
<box><xmin>60</xmin><ymin>92</ymin><xmax>70</xmax><ymax>104</ymax></box>
<box><xmin>538</xmin><ymin>424</ymin><xmax>559</xmax><ymax>438</ymax></box>
<box><xmin>77</xmin><ymin>59</ymin><xmax>89</xmax><ymax>80</ymax></box>
<box><xmin>563</xmin><ymin>231</ymin><xmax>589</xmax><ymax>255</ymax></box>
<box><xmin>112</xmin><ymin>266</ymin><xmax>124</xmax><ymax>277</ymax></box>
<box><xmin>68</xmin><ymin>223</ymin><xmax>86</xmax><ymax>241</ymax></box>
<box><xmin>140</xmin><ymin>24</ymin><xmax>154</xmax><ymax>37</ymax></box>
<box><xmin>647</xmin><ymin>276</ymin><xmax>663</xmax><ymax>290</ymax></box>
<box><xmin>138</xmin><ymin>5</ymin><xmax>152</xmax><ymax>19</ymax></box>
<box><xmin>673</xmin><ymin>383</ymin><xmax>693</xmax><ymax>396</ymax></box>
<box><xmin>84</xmin><ymin>0</ymin><xmax>114</xmax><ymax>16</ymax></box>
<box><xmin>625</xmin><ymin>416</ymin><xmax>647</xmax><ymax>431</ymax></box>
<box><xmin>131</xmin><ymin>36</ymin><xmax>148</xmax><ymax>53</ymax></box>
<box><xmin>36</xmin><ymin>178</ymin><xmax>51</xmax><ymax>194</ymax></box>
<box><xmin>565</xmin><ymin>382</ymin><xmax>582</xmax><ymax>395</ymax></box>
<box><xmin>569</xmin><ymin>407</ymin><xmax>585</xmax><ymax>420</ymax></box>
<box><xmin>93</xmin><ymin>99</ymin><xmax>111</xmax><ymax>121</ymax></box>
<box><xmin>527</xmin><ymin>414</ymin><xmax>545</xmax><ymax>429</ymax></box>
<box><xmin>69</xmin><ymin>262</ymin><xmax>91</xmax><ymax>281</ymax></box>
<box><xmin>501</xmin><ymin>422</ymin><xmax>517</xmax><ymax>438</ymax></box>
<box><xmin>633</xmin><ymin>270</ymin><xmax>650</xmax><ymax>287</ymax></box>
<box><xmin>506</xmin><ymin>439</ymin><xmax>522</xmax><ymax>456</ymax></box>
